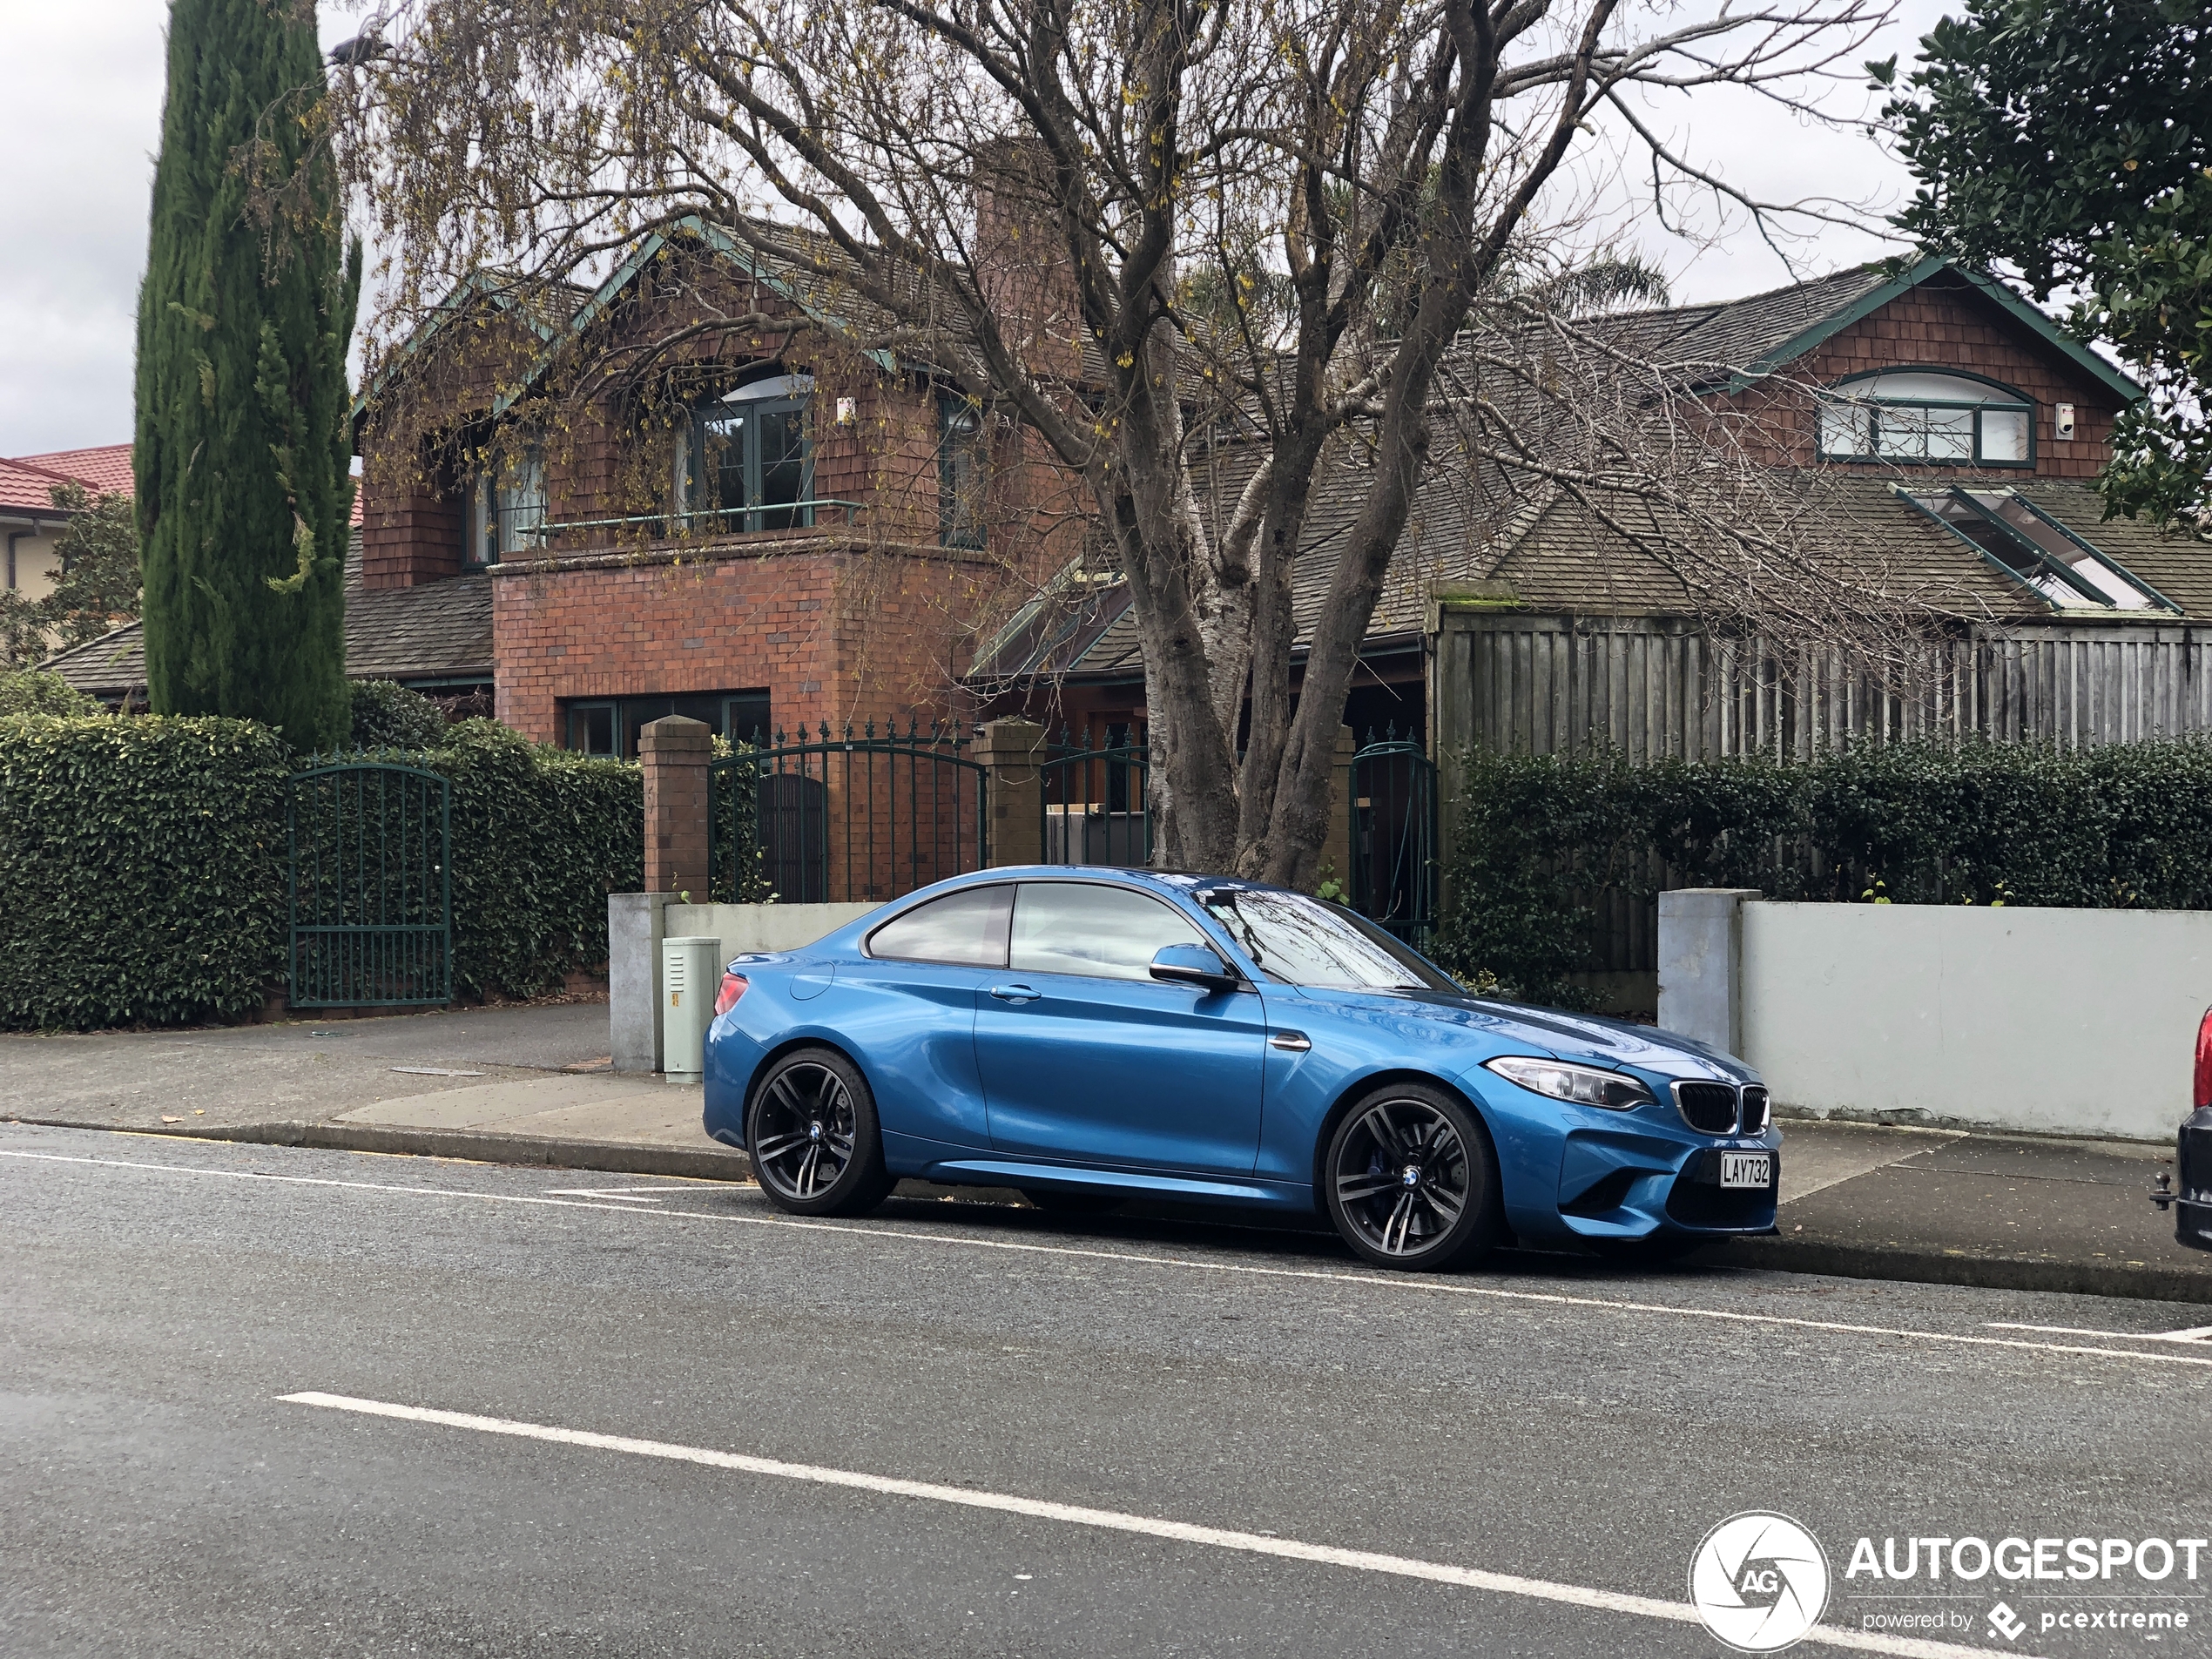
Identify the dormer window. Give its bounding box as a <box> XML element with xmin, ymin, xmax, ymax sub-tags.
<box><xmin>1818</xmin><ymin>371</ymin><xmax>2033</xmax><ymax>468</ymax></box>
<box><xmin>678</xmin><ymin>371</ymin><xmax>813</xmax><ymax>534</ymax></box>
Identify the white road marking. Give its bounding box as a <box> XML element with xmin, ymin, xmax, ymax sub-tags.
<box><xmin>5</xmin><ymin>1144</ymin><xmax>2210</xmax><ymax>1370</ymax></box>
<box><xmin>278</xmin><ymin>1390</ymin><xmax>2024</xmax><ymax>1659</ymax></box>
<box><xmin>542</xmin><ymin>1188</ymin><xmax>671</xmax><ymax>1202</ymax></box>
<box><xmin>388</xmin><ymin>1067</ymin><xmax>486</xmax><ymax>1077</ymax></box>
<box><xmin>1988</xmin><ymin>1322</ymin><xmax>2212</xmax><ymax>1345</ymax></box>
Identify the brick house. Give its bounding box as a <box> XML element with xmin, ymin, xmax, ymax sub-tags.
<box><xmin>351</xmin><ymin>220</ymin><xmax>1082</xmax><ymax>757</ymax></box>
<box><xmin>976</xmin><ymin>256</ymin><xmax>2206</xmax><ymax>760</ymax></box>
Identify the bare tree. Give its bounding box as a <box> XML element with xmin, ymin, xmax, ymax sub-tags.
<box><xmin>334</xmin><ymin>0</ymin><xmax>1891</xmax><ymax>883</ymax></box>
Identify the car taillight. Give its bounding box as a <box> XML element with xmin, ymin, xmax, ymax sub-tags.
<box><xmin>713</xmin><ymin>973</ymin><xmax>748</xmax><ymax>1017</ymax></box>
<box><xmin>2195</xmin><ymin>1007</ymin><xmax>2212</xmax><ymax>1113</ymax></box>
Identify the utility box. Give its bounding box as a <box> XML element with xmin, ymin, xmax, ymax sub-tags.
<box><xmin>659</xmin><ymin>935</ymin><xmax>721</xmax><ymax>1082</ymax></box>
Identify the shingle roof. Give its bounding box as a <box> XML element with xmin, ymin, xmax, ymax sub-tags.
<box><xmin>0</xmin><ymin>458</ymin><xmax>78</xmax><ymax>516</ymax></box>
<box><xmin>1482</xmin><ymin>473</ymin><xmax>2211</xmax><ymax>623</ymax></box>
<box><xmin>41</xmin><ymin>532</ymin><xmax>490</xmax><ymax>698</ymax></box>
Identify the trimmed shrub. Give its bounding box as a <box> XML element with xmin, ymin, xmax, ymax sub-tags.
<box><xmin>1434</xmin><ymin>738</ymin><xmax>2212</xmax><ymax>1006</ymax></box>
<box><xmin>0</xmin><ymin>714</ymin><xmax>290</xmax><ymax>1028</ymax></box>
<box><xmin>347</xmin><ymin>678</ymin><xmax>448</xmax><ymax>751</ymax></box>
<box><xmin>0</xmin><ymin>669</ymin><xmax>104</xmax><ymax>717</ymax></box>
<box><xmin>0</xmin><ymin>714</ymin><xmax>642</xmax><ymax>1028</ymax></box>
<box><xmin>410</xmin><ymin>720</ymin><xmax>643</xmax><ymax>1000</ymax></box>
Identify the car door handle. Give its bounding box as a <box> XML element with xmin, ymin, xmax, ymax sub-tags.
<box><xmin>988</xmin><ymin>984</ymin><xmax>1041</xmax><ymax>1003</ymax></box>
<box><xmin>1269</xmin><ymin>1030</ymin><xmax>1312</xmax><ymax>1052</ymax></box>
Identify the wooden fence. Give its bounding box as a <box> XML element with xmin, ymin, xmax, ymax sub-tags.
<box><xmin>1431</xmin><ymin>610</ymin><xmax>2212</xmax><ymax>1007</ymax></box>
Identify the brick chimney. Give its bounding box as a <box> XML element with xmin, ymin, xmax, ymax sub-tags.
<box><xmin>972</xmin><ymin>136</ymin><xmax>1084</xmax><ymax>381</ymax></box>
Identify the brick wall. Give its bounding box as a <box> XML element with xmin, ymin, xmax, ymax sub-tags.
<box><xmin>490</xmin><ymin>538</ymin><xmax>1021</xmax><ymax>745</ymax></box>
<box><xmin>1724</xmin><ymin>273</ymin><xmax>2123</xmax><ymax>477</ymax></box>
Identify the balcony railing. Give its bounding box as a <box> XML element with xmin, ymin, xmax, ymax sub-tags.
<box><xmin>507</xmin><ymin>500</ymin><xmax>867</xmax><ymax>553</ymax></box>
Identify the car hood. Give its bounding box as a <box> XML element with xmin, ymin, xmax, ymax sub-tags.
<box><xmin>1290</xmin><ymin>985</ymin><xmax>1756</xmax><ymax>1083</ymax></box>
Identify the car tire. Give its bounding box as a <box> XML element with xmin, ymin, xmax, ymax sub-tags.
<box><xmin>745</xmin><ymin>1047</ymin><xmax>894</xmax><ymax>1217</ymax></box>
<box><xmin>1323</xmin><ymin>1081</ymin><xmax>1502</xmax><ymax>1271</ymax></box>
<box><xmin>1021</xmin><ymin>1188</ymin><xmax>1127</xmax><ymax>1216</ymax></box>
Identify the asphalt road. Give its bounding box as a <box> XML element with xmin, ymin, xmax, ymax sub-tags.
<box><xmin>5</xmin><ymin>1120</ymin><xmax>2209</xmax><ymax>1659</ymax></box>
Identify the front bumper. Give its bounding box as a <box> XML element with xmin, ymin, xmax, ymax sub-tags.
<box><xmin>1548</xmin><ymin>1123</ymin><xmax>1781</xmax><ymax>1242</ymax></box>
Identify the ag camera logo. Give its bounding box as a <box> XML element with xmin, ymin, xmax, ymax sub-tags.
<box><xmin>1690</xmin><ymin>1512</ymin><xmax>1831</xmax><ymax>1652</ymax></box>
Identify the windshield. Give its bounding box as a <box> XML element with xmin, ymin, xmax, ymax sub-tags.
<box><xmin>1199</xmin><ymin>887</ymin><xmax>1460</xmax><ymax>993</ymax></box>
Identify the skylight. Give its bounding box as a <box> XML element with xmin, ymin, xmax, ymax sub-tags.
<box><xmin>1903</xmin><ymin>488</ymin><xmax>2173</xmax><ymax>612</ymax></box>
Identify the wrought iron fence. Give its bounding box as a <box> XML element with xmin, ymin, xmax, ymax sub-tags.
<box><xmin>1350</xmin><ymin>728</ymin><xmax>1437</xmax><ymax>946</ymax></box>
<box><xmin>1038</xmin><ymin>731</ymin><xmax>1151</xmax><ymax>867</ymax></box>
<box><xmin>287</xmin><ymin>760</ymin><xmax>453</xmax><ymax>1006</ymax></box>
<box><xmin>708</xmin><ymin>721</ymin><xmax>988</xmax><ymax>904</ymax></box>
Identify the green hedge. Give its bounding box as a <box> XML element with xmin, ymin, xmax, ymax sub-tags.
<box><xmin>1433</xmin><ymin>738</ymin><xmax>2212</xmax><ymax>1007</ymax></box>
<box><xmin>414</xmin><ymin>720</ymin><xmax>643</xmax><ymax>1001</ymax></box>
<box><xmin>0</xmin><ymin>713</ymin><xmax>291</xmax><ymax>1028</ymax></box>
<box><xmin>1</xmin><ymin>714</ymin><xmax>642</xmax><ymax>1029</ymax></box>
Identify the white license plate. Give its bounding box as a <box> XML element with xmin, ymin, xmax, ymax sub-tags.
<box><xmin>1720</xmin><ymin>1151</ymin><xmax>1771</xmax><ymax>1190</ymax></box>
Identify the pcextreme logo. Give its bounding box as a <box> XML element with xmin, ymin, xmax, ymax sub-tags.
<box><xmin>1690</xmin><ymin>1512</ymin><xmax>1832</xmax><ymax>1653</ymax></box>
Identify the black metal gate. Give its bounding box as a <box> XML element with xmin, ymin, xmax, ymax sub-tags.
<box><xmin>1039</xmin><ymin>731</ymin><xmax>1151</xmax><ymax>867</ymax></box>
<box><xmin>287</xmin><ymin>761</ymin><xmax>453</xmax><ymax>1007</ymax></box>
<box><xmin>708</xmin><ymin>722</ymin><xmax>988</xmax><ymax>904</ymax></box>
<box><xmin>1350</xmin><ymin>731</ymin><xmax>1437</xmax><ymax>946</ymax></box>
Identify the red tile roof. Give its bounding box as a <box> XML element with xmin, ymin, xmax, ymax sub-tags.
<box><xmin>12</xmin><ymin>442</ymin><xmax>135</xmax><ymax>498</ymax></box>
<box><xmin>0</xmin><ymin>457</ymin><xmax>80</xmax><ymax>516</ymax></box>
<box><xmin>1</xmin><ymin>442</ymin><xmax>364</xmax><ymax>523</ymax></box>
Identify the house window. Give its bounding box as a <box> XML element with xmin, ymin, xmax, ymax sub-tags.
<box><xmin>558</xmin><ymin>691</ymin><xmax>772</xmax><ymax>758</ymax></box>
<box><xmin>940</xmin><ymin>394</ymin><xmax>987</xmax><ymax>550</ymax></box>
<box><xmin>1817</xmin><ymin>371</ymin><xmax>2034</xmax><ymax>468</ymax></box>
<box><xmin>568</xmin><ymin>702</ymin><xmax>618</xmax><ymax>755</ymax></box>
<box><xmin>1902</xmin><ymin>487</ymin><xmax>2174</xmax><ymax>612</ymax></box>
<box><xmin>469</xmin><ymin>448</ymin><xmax>546</xmax><ymax>566</ymax></box>
<box><xmin>678</xmin><ymin>373</ymin><xmax>813</xmax><ymax>535</ymax></box>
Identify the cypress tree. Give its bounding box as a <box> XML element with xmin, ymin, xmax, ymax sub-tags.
<box><xmin>136</xmin><ymin>0</ymin><xmax>359</xmax><ymax>750</ymax></box>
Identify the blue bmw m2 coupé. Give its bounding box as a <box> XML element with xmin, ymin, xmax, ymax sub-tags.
<box><xmin>702</xmin><ymin>867</ymin><xmax>1778</xmax><ymax>1270</ymax></box>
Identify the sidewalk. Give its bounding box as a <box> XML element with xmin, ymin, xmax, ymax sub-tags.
<box><xmin>5</xmin><ymin>1005</ymin><xmax>2203</xmax><ymax>1300</ymax></box>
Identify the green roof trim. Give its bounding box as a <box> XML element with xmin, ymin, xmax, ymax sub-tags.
<box><xmin>1731</xmin><ymin>256</ymin><xmax>2143</xmax><ymax>405</ymax></box>
<box><xmin>349</xmin><ymin>270</ymin><xmax>566</xmax><ymax>424</ymax></box>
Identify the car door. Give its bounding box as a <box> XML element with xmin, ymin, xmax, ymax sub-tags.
<box><xmin>833</xmin><ymin>883</ymin><xmax>1011</xmax><ymax>1153</ymax></box>
<box><xmin>974</xmin><ymin>880</ymin><xmax>1265</xmax><ymax>1175</ymax></box>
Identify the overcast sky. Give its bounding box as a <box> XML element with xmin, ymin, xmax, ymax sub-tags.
<box><xmin>0</xmin><ymin>0</ymin><xmax>1952</xmax><ymax>459</ymax></box>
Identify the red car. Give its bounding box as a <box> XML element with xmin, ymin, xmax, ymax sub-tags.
<box><xmin>2153</xmin><ymin>1009</ymin><xmax>2212</xmax><ymax>1249</ymax></box>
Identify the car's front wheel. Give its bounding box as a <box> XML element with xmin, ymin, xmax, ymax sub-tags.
<box><xmin>746</xmin><ymin>1047</ymin><xmax>894</xmax><ymax>1217</ymax></box>
<box><xmin>1323</xmin><ymin>1082</ymin><xmax>1502</xmax><ymax>1271</ymax></box>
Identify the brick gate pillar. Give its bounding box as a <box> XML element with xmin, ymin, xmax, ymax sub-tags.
<box><xmin>973</xmin><ymin>718</ymin><xmax>1047</xmax><ymax>868</ymax></box>
<box><xmin>639</xmin><ymin>716</ymin><xmax>713</xmax><ymax>894</ymax></box>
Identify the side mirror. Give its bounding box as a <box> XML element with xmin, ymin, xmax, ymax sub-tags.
<box><xmin>1150</xmin><ymin>943</ymin><xmax>1241</xmax><ymax>993</ymax></box>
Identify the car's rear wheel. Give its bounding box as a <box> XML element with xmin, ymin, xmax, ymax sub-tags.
<box><xmin>1021</xmin><ymin>1187</ymin><xmax>1127</xmax><ymax>1216</ymax></box>
<box><xmin>1324</xmin><ymin>1082</ymin><xmax>1501</xmax><ymax>1271</ymax></box>
<box><xmin>746</xmin><ymin>1048</ymin><xmax>894</xmax><ymax>1217</ymax></box>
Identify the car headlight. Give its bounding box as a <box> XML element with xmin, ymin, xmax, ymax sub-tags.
<box><xmin>1483</xmin><ymin>1055</ymin><xmax>1654</xmax><ymax>1110</ymax></box>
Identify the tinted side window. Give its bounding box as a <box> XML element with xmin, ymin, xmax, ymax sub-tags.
<box><xmin>1009</xmin><ymin>883</ymin><xmax>1205</xmax><ymax>981</ymax></box>
<box><xmin>867</xmin><ymin>886</ymin><xmax>1011</xmax><ymax>967</ymax></box>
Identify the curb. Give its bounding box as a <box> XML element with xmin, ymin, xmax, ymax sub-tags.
<box><xmin>1696</xmin><ymin>1235</ymin><xmax>2212</xmax><ymax>1306</ymax></box>
<box><xmin>10</xmin><ymin>1116</ymin><xmax>754</xmax><ymax>1184</ymax></box>
<box><xmin>12</xmin><ymin>1116</ymin><xmax>2209</xmax><ymax>1305</ymax></box>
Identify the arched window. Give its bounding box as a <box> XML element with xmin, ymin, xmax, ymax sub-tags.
<box><xmin>1817</xmin><ymin>370</ymin><xmax>2033</xmax><ymax>468</ymax></box>
<box><xmin>677</xmin><ymin>370</ymin><xmax>814</xmax><ymax>533</ymax></box>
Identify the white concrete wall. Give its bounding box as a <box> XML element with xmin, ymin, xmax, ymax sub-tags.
<box><xmin>664</xmin><ymin>901</ymin><xmax>880</xmax><ymax>961</ymax></box>
<box><xmin>1737</xmin><ymin>901</ymin><xmax>2211</xmax><ymax>1143</ymax></box>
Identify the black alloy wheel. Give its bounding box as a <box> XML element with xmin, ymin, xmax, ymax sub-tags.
<box><xmin>1020</xmin><ymin>1187</ymin><xmax>1127</xmax><ymax>1217</ymax></box>
<box><xmin>1323</xmin><ymin>1082</ymin><xmax>1501</xmax><ymax>1271</ymax></box>
<box><xmin>745</xmin><ymin>1048</ymin><xmax>894</xmax><ymax>1217</ymax></box>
